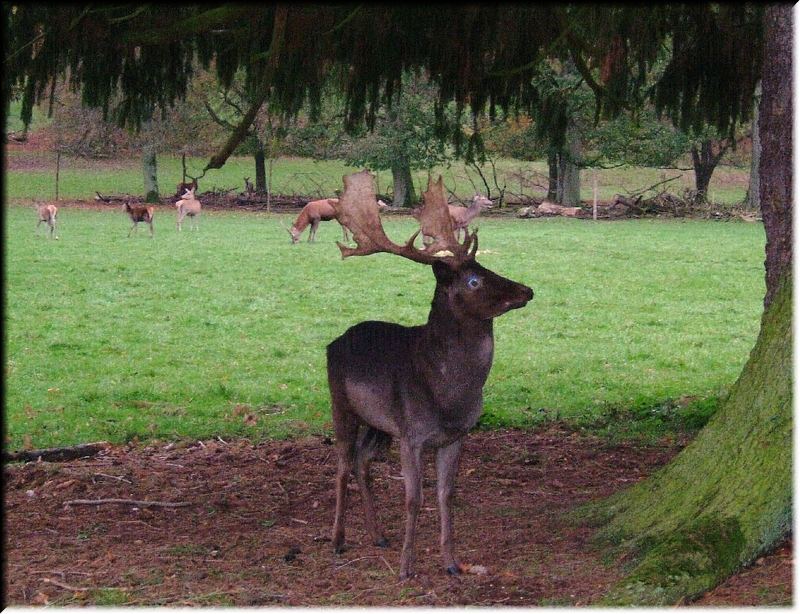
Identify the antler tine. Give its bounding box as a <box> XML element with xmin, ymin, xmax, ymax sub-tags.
<box><xmin>417</xmin><ymin>175</ymin><xmax>477</xmax><ymax>262</ymax></box>
<box><xmin>333</xmin><ymin>170</ymin><xmax>449</xmax><ymax>265</ymax></box>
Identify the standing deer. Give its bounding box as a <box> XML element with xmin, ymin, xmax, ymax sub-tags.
<box><xmin>287</xmin><ymin>198</ymin><xmax>351</xmax><ymax>244</ymax></box>
<box><xmin>448</xmin><ymin>194</ymin><xmax>493</xmax><ymax>241</ymax></box>
<box><xmin>175</xmin><ymin>187</ymin><xmax>202</xmax><ymax>231</ymax></box>
<box><xmin>35</xmin><ymin>203</ymin><xmax>58</xmax><ymax>239</ymax></box>
<box><xmin>124</xmin><ymin>200</ymin><xmax>155</xmax><ymax>237</ymax></box>
<box><xmin>327</xmin><ymin>171</ymin><xmax>533</xmax><ymax>579</ymax></box>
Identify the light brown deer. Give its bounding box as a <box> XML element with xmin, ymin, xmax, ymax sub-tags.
<box><xmin>287</xmin><ymin>198</ymin><xmax>351</xmax><ymax>244</ymax></box>
<box><xmin>327</xmin><ymin>171</ymin><xmax>533</xmax><ymax>579</ymax></box>
<box><xmin>35</xmin><ymin>203</ymin><xmax>58</xmax><ymax>239</ymax></box>
<box><xmin>175</xmin><ymin>177</ymin><xmax>198</xmax><ymax>199</ymax></box>
<box><xmin>124</xmin><ymin>201</ymin><xmax>155</xmax><ymax>238</ymax></box>
<box><xmin>175</xmin><ymin>187</ymin><xmax>202</xmax><ymax>231</ymax></box>
<box><xmin>448</xmin><ymin>194</ymin><xmax>493</xmax><ymax>240</ymax></box>
<box><xmin>413</xmin><ymin>194</ymin><xmax>493</xmax><ymax>242</ymax></box>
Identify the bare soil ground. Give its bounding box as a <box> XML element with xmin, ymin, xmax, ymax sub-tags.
<box><xmin>4</xmin><ymin>425</ymin><xmax>791</xmax><ymax>606</ymax></box>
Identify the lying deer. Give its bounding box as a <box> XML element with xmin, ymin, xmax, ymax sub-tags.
<box><xmin>124</xmin><ymin>200</ymin><xmax>155</xmax><ymax>238</ymax></box>
<box><xmin>327</xmin><ymin>171</ymin><xmax>533</xmax><ymax>579</ymax></box>
<box><xmin>35</xmin><ymin>203</ymin><xmax>58</xmax><ymax>239</ymax></box>
<box><xmin>449</xmin><ymin>194</ymin><xmax>493</xmax><ymax>241</ymax></box>
<box><xmin>287</xmin><ymin>198</ymin><xmax>351</xmax><ymax>244</ymax></box>
<box><xmin>175</xmin><ymin>187</ymin><xmax>202</xmax><ymax>231</ymax></box>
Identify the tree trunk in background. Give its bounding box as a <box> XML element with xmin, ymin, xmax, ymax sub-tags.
<box><xmin>559</xmin><ymin>121</ymin><xmax>581</xmax><ymax>206</ymax></box>
<box><xmin>690</xmin><ymin>140</ymin><xmax>724</xmax><ymax>203</ymax></box>
<box><xmin>759</xmin><ymin>12</ymin><xmax>792</xmax><ymax>308</ymax></box>
<box><xmin>585</xmin><ymin>5</ymin><xmax>792</xmax><ymax>606</ymax></box>
<box><xmin>142</xmin><ymin>145</ymin><xmax>159</xmax><ymax>203</ymax></box>
<box><xmin>747</xmin><ymin>81</ymin><xmax>762</xmax><ymax>210</ymax></box>
<box><xmin>254</xmin><ymin>142</ymin><xmax>267</xmax><ymax>193</ymax></box>
<box><xmin>391</xmin><ymin>158</ymin><xmax>417</xmax><ymax>206</ymax></box>
<box><xmin>547</xmin><ymin>150</ymin><xmax>558</xmax><ymax>200</ymax></box>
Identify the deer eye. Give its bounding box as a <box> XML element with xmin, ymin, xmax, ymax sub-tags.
<box><xmin>466</xmin><ymin>274</ymin><xmax>481</xmax><ymax>289</ymax></box>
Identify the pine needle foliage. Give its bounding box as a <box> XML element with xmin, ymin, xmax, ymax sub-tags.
<box><xmin>5</xmin><ymin>4</ymin><xmax>763</xmax><ymax>152</ymax></box>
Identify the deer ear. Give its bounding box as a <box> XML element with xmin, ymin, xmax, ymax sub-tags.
<box><xmin>432</xmin><ymin>259</ymin><xmax>457</xmax><ymax>283</ymax></box>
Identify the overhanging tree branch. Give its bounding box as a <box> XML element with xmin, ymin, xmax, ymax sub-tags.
<box><xmin>204</xmin><ymin>5</ymin><xmax>288</xmax><ymax>171</ymax></box>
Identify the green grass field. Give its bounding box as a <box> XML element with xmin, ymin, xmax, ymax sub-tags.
<box><xmin>5</xmin><ymin>203</ymin><xmax>765</xmax><ymax>449</ymax></box>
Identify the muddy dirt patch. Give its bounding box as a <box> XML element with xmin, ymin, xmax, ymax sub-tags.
<box><xmin>4</xmin><ymin>426</ymin><xmax>790</xmax><ymax>606</ymax></box>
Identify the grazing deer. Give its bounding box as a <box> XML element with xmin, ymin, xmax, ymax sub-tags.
<box><xmin>244</xmin><ymin>176</ymin><xmax>255</xmax><ymax>195</ymax></box>
<box><xmin>287</xmin><ymin>198</ymin><xmax>351</xmax><ymax>244</ymax></box>
<box><xmin>175</xmin><ymin>187</ymin><xmax>202</xmax><ymax>231</ymax></box>
<box><xmin>327</xmin><ymin>171</ymin><xmax>533</xmax><ymax>579</ymax></box>
<box><xmin>124</xmin><ymin>200</ymin><xmax>155</xmax><ymax>237</ymax></box>
<box><xmin>35</xmin><ymin>203</ymin><xmax>58</xmax><ymax>239</ymax></box>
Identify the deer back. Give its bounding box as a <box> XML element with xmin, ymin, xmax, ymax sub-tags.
<box><xmin>292</xmin><ymin>198</ymin><xmax>338</xmax><ymax>230</ymax></box>
<box><xmin>125</xmin><ymin>202</ymin><xmax>154</xmax><ymax>222</ymax></box>
<box><xmin>37</xmin><ymin>203</ymin><xmax>57</xmax><ymax>223</ymax></box>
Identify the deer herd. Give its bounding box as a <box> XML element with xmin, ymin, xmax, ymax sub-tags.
<box><xmin>35</xmin><ymin>180</ymin><xmax>494</xmax><ymax>247</ymax></box>
<box><xmin>33</xmin><ymin>171</ymin><xmax>530</xmax><ymax>581</ymax></box>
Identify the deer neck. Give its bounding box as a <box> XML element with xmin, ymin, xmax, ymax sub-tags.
<box><xmin>419</xmin><ymin>290</ymin><xmax>494</xmax><ymax>374</ymax></box>
<box><xmin>293</xmin><ymin>209</ymin><xmax>311</xmax><ymax>232</ymax></box>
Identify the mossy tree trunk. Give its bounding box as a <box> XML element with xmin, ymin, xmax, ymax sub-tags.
<box><xmin>558</xmin><ymin>121</ymin><xmax>581</xmax><ymax>206</ymax></box>
<box><xmin>142</xmin><ymin>144</ymin><xmax>159</xmax><ymax>203</ymax></box>
<box><xmin>391</xmin><ymin>157</ymin><xmax>417</xmax><ymax>206</ymax></box>
<box><xmin>586</xmin><ymin>272</ymin><xmax>791</xmax><ymax>605</ymax></box>
<box><xmin>583</xmin><ymin>5</ymin><xmax>792</xmax><ymax>605</ymax></box>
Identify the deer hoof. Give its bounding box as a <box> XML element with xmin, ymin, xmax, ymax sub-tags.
<box><xmin>333</xmin><ymin>543</ymin><xmax>348</xmax><ymax>555</ymax></box>
<box><xmin>446</xmin><ymin>564</ymin><xmax>462</xmax><ymax>576</ymax></box>
<box><xmin>374</xmin><ymin>537</ymin><xmax>389</xmax><ymax>548</ymax></box>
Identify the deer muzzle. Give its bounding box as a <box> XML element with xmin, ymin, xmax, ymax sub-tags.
<box><xmin>497</xmin><ymin>284</ymin><xmax>534</xmax><ymax>316</ymax></box>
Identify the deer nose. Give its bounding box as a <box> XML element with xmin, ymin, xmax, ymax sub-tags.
<box><xmin>518</xmin><ymin>285</ymin><xmax>534</xmax><ymax>305</ymax></box>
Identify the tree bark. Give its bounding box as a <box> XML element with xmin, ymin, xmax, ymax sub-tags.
<box><xmin>142</xmin><ymin>144</ymin><xmax>159</xmax><ymax>203</ymax></box>
<box><xmin>690</xmin><ymin>140</ymin><xmax>725</xmax><ymax>203</ymax></box>
<box><xmin>746</xmin><ymin>81</ymin><xmax>762</xmax><ymax>211</ymax></box>
<box><xmin>391</xmin><ymin>158</ymin><xmax>417</xmax><ymax>206</ymax></box>
<box><xmin>759</xmin><ymin>8</ymin><xmax>792</xmax><ymax>309</ymax></box>
<box><xmin>560</xmin><ymin>121</ymin><xmax>581</xmax><ymax>206</ymax></box>
<box><xmin>254</xmin><ymin>141</ymin><xmax>267</xmax><ymax>193</ymax></box>
<box><xmin>584</xmin><ymin>5</ymin><xmax>792</xmax><ymax>605</ymax></box>
<box><xmin>547</xmin><ymin>149</ymin><xmax>558</xmax><ymax>201</ymax></box>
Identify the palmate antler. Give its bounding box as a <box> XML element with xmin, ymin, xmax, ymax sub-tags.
<box><xmin>332</xmin><ymin>170</ymin><xmax>477</xmax><ymax>265</ymax></box>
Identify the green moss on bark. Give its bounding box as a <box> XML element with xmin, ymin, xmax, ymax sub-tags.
<box><xmin>583</xmin><ymin>272</ymin><xmax>792</xmax><ymax>605</ymax></box>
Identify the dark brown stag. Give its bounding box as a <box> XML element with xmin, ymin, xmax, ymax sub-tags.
<box><xmin>327</xmin><ymin>171</ymin><xmax>533</xmax><ymax>579</ymax></box>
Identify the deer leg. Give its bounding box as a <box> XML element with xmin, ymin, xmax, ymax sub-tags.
<box><xmin>128</xmin><ymin>222</ymin><xmax>136</xmax><ymax>237</ymax></box>
<box><xmin>148</xmin><ymin>220</ymin><xmax>154</xmax><ymax>238</ymax></box>
<box><xmin>309</xmin><ymin>219</ymin><xmax>319</xmax><ymax>242</ymax></box>
<box><xmin>177</xmin><ymin>212</ymin><xmax>183</xmax><ymax>231</ymax></box>
<box><xmin>331</xmin><ymin>411</ymin><xmax>359</xmax><ymax>554</ymax></box>
<box><xmin>399</xmin><ymin>440</ymin><xmax>424</xmax><ymax>579</ymax></box>
<box><xmin>355</xmin><ymin>427</ymin><xmax>390</xmax><ymax>547</ymax></box>
<box><xmin>436</xmin><ymin>438</ymin><xmax>463</xmax><ymax>575</ymax></box>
